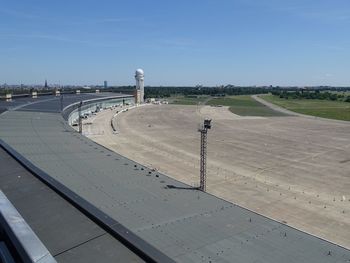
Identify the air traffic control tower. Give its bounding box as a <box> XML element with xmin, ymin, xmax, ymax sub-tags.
<box><xmin>135</xmin><ymin>68</ymin><xmax>144</xmax><ymax>104</ymax></box>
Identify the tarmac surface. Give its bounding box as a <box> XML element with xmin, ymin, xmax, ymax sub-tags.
<box><xmin>86</xmin><ymin>104</ymin><xmax>350</xmax><ymax>249</ymax></box>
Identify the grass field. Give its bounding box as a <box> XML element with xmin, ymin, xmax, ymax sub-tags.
<box><xmin>264</xmin><ymin>94</ymin><xmax>350</xmax><ymax>121</ymax></box>
<box><xmin>169</xmin><ymin>95</ymin><xmax>210</xmax><ymax>105</ymax></box>
<box><xmin>208</xmin><ymin>95</ymin><xmax>285</xmax><ymax>116</ymax></box>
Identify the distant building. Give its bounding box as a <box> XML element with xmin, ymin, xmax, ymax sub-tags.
<box><xmin>104</xmin><ymin>81</ymin><xmax>108</xmax><ymax>89</ymax></box>
<box><xmin>44</xmin><ymin>80</ymin><xmax>48</xmax><ymax>88</ymax></box>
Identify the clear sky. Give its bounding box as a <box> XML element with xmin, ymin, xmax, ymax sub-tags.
<box><xmin>0</xmin><ymin>0</ymin><xmax>349</xmax><ymax>86</ymax></box>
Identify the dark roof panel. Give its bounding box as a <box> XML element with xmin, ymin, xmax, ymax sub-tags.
<box><xmin>0</xmin><ymin>147</ymin><xmax>143</xmax><ymax>263</ymax></box>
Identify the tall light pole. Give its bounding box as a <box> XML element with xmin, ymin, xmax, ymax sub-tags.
<box><xmin>78</xmin><ymin>101</ymin><xmax>83</xmax><ymax>134</ymax></box>
<box><xmin>60</xmin><ymin>94</ymin><xmax>64</xmax><ymax>112</ymax></box>
<box><xmin>198</xmin><ymin>119</ymin><xmax>212</xmax><ymax>192</ymax></box>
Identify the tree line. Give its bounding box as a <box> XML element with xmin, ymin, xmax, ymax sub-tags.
<box><xmin>271</xmin><ymin>90</ymin><xmax>350</xmax><ymax>102</ymax></box>
<box><xmin>143</xmin><ymin>86</ymin><xmax>273</xmax><ymax>98</ymax></box>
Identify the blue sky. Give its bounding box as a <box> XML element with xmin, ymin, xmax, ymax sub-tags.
<box><xmin>0</xmin><ymin>0</ymin><xmax>349</xmax><ymax>86</ymax></box>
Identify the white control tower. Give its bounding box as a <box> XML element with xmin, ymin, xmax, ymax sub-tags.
<box><xmin>135</xmin><ymin>69</ymin><xmax>144</xmax><ymax>103</ymax></box>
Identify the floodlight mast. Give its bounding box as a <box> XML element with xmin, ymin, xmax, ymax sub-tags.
<box><xmin>198</xmin><ymin>119</ymin><xmax>212</xmax><ymax>192</ymax></box>
<box><xmin>78</xmin><ymin>101</ymin><xmax>83</xmax><ymax>134</ymax></box>
<box><xmin>60</xmin><ymin>95</ymin><xmax>64</xmax><ymax>112</ymax></box>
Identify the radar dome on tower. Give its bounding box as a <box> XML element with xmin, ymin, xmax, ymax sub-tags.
<box><xmin>135</xmin><ymin>69</ymin><xmax>144</xmax><ymax>76</ymax></box>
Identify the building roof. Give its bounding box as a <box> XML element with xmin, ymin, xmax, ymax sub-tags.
<box><xmin>0</xmin><ymin>93</ymin><xmax>133</xmax><ymax>113</ymax></box>
<box><xmin>0</xmin><ymin>94</ymin><xmax>350</xmax><ymax>262</ymax></box>
<box><xmin>0</xmin><ymin>147</ymin><xmax>143</xmax><ymax>263</ymax></box>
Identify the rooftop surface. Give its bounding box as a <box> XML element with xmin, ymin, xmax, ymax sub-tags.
<box><xmin>0</xmin><ymin>94</ymin><xmax>350</xmax><ymax>262</ymax></box>
<box><xmin>0</xmin><ymin>147</ymin><xmax>143</xmax><ymax>263</ymax></box>
<box><xmin>0</xmin><ymin>92</ymin><xmax>133</xmax><ymax>113</ymax></box>
<box><xmin>0</xmin><ymin>93</ymin><xmax>145</xmax><ymax>262</ymax></box>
